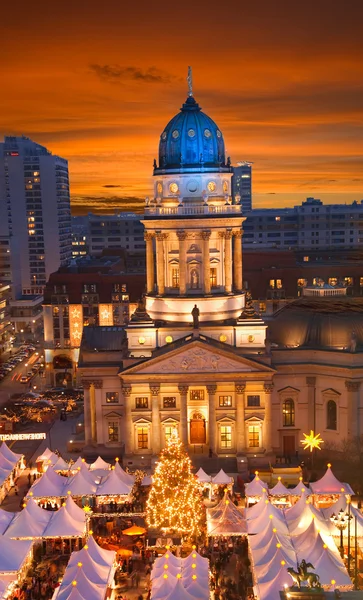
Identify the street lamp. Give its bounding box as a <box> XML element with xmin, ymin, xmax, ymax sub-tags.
<box><xmin>330</xmin><ymin>509</ymin><xmax>351</xmax><ymax>558</ymax></box>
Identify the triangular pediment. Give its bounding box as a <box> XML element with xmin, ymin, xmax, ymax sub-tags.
<box><xmin>121</xmin><ymin>339</ymin><xmax>275</xmax><ymax>376</ymax></box>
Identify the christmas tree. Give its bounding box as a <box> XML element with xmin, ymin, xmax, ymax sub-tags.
<box><xmin>146</xmin><ymin>431</ymin><xmax>205</xmax><ymax>538</ymax></box>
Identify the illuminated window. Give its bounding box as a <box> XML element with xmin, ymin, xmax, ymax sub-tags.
<box><xmin>163</xmin><ymin>397</ymin><xmax>176</xmax><ymax>408</ymax></box>
<box><xmin>360</xmin><ymin>277</ymin><xmax>363</xmax><ymax>287</ymax></box>
<box><xmin>275</xmin><ymin>216</ymin><xmax>280</xmax><ymax>221</ymax></box>
<box><xmin>248</xmin><ymin>425</ymin><xmax>260</xmax><ymax>448</ymax></box>
<box><xmin>327</xmin><ymin>400</ymin><xmax>337</xmax><ymax>430</ymax></box>
<box><xmin>164</xmin><ymin>426</ymin><xmax>175</xmax><ymax>440</ymax></box>
<box><xmin>282</xmin><ymin>399</ymin><xmax>295</xmax><ymax>427</ymax></box>
<box><xmin>190</xmin><ymin>390</ymin><xmax>204</xmax><ymax>401</ymax></box>
<box><xmin>135</xmin><ymin>397</ymin><xmax>148</xmax><ymax>409</ymax></box>
<box><xmin>219</xmin><ymin>396</ymin><xmax>232</xmax><ymax>407</ymax></box>
<box><xmin>172</xmin><ymin>268</ymin><xmax>179</xmax><ymax>288</ymax></box>
<box><xmin>220</xmin><ymin>425</ymin><xmax>232</xmax><ymax>449</ymax></box>
<box><xmin>297</xmin><ymin>279</ymin><xmax>307</xmax><ymax>287</ymax></box>
<box><xmin>108</xmin><ymin>422</ymin><xmax>119</xmax><ymax>442</ymax></box>
<box><xmin>344</xmin><ymin>277</ymin><xmax>353</xmax><ymax>286</ymax></box>
<box><xmin>210</xmin><ymin>268</ymin><xmax>217</xmax><ymax>287</ymax></box>
<box><xmin>106</xmin><ymin>392</ymin><xmax>119</xmax><ymax>404</ymax></box>
<box><xmin>328</xmin><ymin>278</ymin><xmax>338</xmax><ymax>287</ymax></box>
<box><xmin>303</xmin><ymin>256</ymin><xmax>310</xmax><ymax>262</ymax></box>
<box><xmin>259</xmin><ymin>302</ymin><xmax>266</xmax><ymax>313</ymax></box>
<box><xmin>137</xmin><ymin>427</ymin><xmax>148</xmax><ymax>449</ymax></box>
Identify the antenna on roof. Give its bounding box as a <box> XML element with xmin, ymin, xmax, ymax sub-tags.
<box><xmin>187</xmin><ymin>66</ymin><xmax>193</xmax><ymax>97</ymax></box>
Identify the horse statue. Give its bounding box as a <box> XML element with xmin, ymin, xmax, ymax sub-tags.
<box><xmin>287</xmin><ymin>560</ymin><xmax>321</xmax><ymax>589</ymax></box>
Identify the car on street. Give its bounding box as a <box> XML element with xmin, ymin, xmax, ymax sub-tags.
<box><xmin>20</xmin><ymin>376</ymin><xmax>29</xmax><ymax>383</ymax></box>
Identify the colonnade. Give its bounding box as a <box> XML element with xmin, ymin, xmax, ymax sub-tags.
<box><xmin>144</xmin><ymin>228</ymin><xmax>243</xmax><ymax>295</ymax></box>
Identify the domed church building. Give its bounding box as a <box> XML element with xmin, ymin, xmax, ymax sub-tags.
<box><xmin>79</xmin><ymin>77</ymin><xmax>363</xmax><ymax>464</ymax></box>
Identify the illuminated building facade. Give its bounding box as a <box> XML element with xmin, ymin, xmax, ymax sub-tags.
<box><xmin>231</xmin><ymin>161</ymin><xmax>252</xmax><ymax>213</ymax></box>
<box><xmin>79</xmin><ymin>87</ymin><xmax>363</xmax><ymax>464</ymax></box>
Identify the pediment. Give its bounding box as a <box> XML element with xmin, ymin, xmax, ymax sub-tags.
<box><xmin>104</xmin><ymin>411</ymin><xmax>123</xmax><ymax>418</ymax></box>
<box><xmin>277</xmin><ymin>386</ymin><xmax>300</xmax><ymax>394</ymax></box>
<box><xmin>322</xmin><ymin>388</ymin><xmax>341</xmax><ymax>396</ymax></box>
<box><xmin>122</xmin><ymin>339</ymin><xmax>274</xmax><ymax>376</ymax></box>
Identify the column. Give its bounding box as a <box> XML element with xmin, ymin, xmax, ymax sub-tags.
<box><xmin>233</xmin><ymin>230</ymin><xmax>243</xmax><ymax>292</ymax></box>
<box><xmin>156</xmin><ymin>232</ymin><xmax>167</xmax><ymax>295</ymax></box>
<box><xmin>264</xmin><ymin>382</ymin><xmax>274</xmax><ymax>452</ymax></box>
<box><xmin>145</xmin><ymin>232</ymin><xmax>155</xmax><ymax>294</ymax></box>
<box><xmin>224</xmin><ymin>230</ymin><xmax>233</xmax><ymax>293</ymax></box>
<box><xmin>122</xmin><ymin>385</ymin><xmax>133</xmax><ymax>455</ymax></box>
<box><xmin>150</xmin><ymin>384</ymin><xmax>161</xmax><ymax>454</ymax></box>
<box><xmin>306</xmin><ymin>376</ymin><xmax>316</xmax><ymax>431</ymax></box>
<box><xmin>202</xmin><ymin>230</ymin><xmax>211</xmax><ymax>295</ymax></box>
<box><xmin>178</xmin><ymin>385</ymin><xmax>189</xmax><ymax>446</ymax></box>
<box><xmin>345</xmin><ymin>381</ymin><xmax>361</xmax><ymax>437</ymax></box>
<box><xmin>207</xmin><ymin>384</ymin><xmax>217</xmax><ymax>453</ymax></box>
<box><xmin>235</xmin><ymin>382</ymin><xmax>246</xmax><ymax>453</ymax></box>
<box><xmin>82</xmin><ymin>380</ymin><xmax>92</xmax><ymax>445</ymax></box>
<box><xmin>93</xmin><ymin>379</ymin><xmax>103</xmax><ymax>444</ymax></box>
<box><xmin>177</xmin><ymin>230</ymin><xmax>187</xmax><ymax>295</ymax></box>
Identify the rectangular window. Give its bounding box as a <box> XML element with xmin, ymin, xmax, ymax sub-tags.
<box><xmin>190</xmin><ymin>389</ymin><xmax>204</xmax><ymax>401</ymax></box>
<box><xmin>210</xmin><ymin>268</ymin><xmax>217</xmax><ymax>287</ymax></box>
<box><xmin>219</xmin><ymin>395</ymin><xmax>232</xmax><ymax>407</ymax></box>
<box><xmin>163</xmin><ymin>397</ymin><xmax>176</xmax><ymax>408</ymax></box>
<box><xmin>344</xmin><ymin>277</ymin><xmax>353</xmax><ymax>286</ymax></box>
<box><xmin>106</xmin><ymin>392</ymin><xmax>119</xmax><ymax>404</ymax></box>
<box><xmin>164</xmin><ymin>426</ymin><xmax>175</xmax><ymax>441</ymax></box>
<box><xmin>247</xmin><ymin>395</ymin><xmax>260</xmax><ymax>407</ymax></box>
<box><xmin>220</xmin><ymin>425</ymin><xmax>232</xmax><ymax>449</ymax></box>
<box><xmin>135</xmin><ymin>397</ymin><xmax>148</xmax><ymax>409</ymax></box>
<box><xmin>360</xmin><ymin>277</ymin><xmax>363</xmax><ymax>287</ymax></box>
<box><xmin>248</xmin><ymin>425</ymin><xmax>260</xmax><ymax>448</ymax></box>
<box><xmin>137</xmin><ymin>427</ymin><xmax>148</xmax><ymax>449</ymax></box>
<box><xmin>108</xmin><ymin>421</ymin><xmax>119</xmax><ymax>442</ymax></box>
<box><xmin>172</xmin><ymin>268</ymin><xmax>179</xmax><ymax>288</ymax></box>
<box><xmin>297</xmin><ymin>279</ymin><xmax>307</xmax><ymax>287</ymax></box>
<box><xmin>259</xmin><ymin>302</ymin><xmax>266</xmax><ymax>313</ymax></box>
<box><xmin>328</xmin><ymin>277</ymin><xmax>338</xmax><ymax>286</ymax></box>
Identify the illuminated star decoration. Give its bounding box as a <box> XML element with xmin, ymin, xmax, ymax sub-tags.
<box><xmin>300</xmin><ymin>430</ymin><xmax>324</xmax><ymax>452</ymax></box>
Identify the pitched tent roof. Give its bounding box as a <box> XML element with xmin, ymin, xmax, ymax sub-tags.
<box><xmin>122</xmin><ymin>525</ymin><xmax>146</xmax><ymax>536</ymax></box>
<box><xmin>0</xmin><ymin>455</ymin><xmax>15</xmax><ymax>471</ymax></box>
<box><xmin>84</xmin><ymin>536</ymin><xmax>115</xmax><ymax>567</ymax></box>
<box><xmin>71</xmin><ymin>457</ymin><xmax>89</xmax><ymax>471</ymax></box>
<box><xmin>90</xmin><ymin>456</ymin><xmax>110</xmax><ymax>471</ymax></box>
<box><xmin>5</xmin><ymin>499</ymin><xmax>52</xmax><ymax>538</ymax></box>
<box><xmin>114</xmin><ymin>462</ymin><xmax>135</xmax><ymax>485</ymax></box>
<box><xmin>63</xmin><ymin>554</ymin><xmax>110</xmax><ymax>586</ymax></box>
<box><xmin>56</xmin><ymin>569</ymin><xmax>105</xmax><ymax>600</ymax></box>
<box><xmin>0</xmin><ymin>537</ymin><xmax>33</xmax><ymax>573</ymax></box>
<box><xmin>43</xmin><ymin>505</ymin><xmax>86</xmax><ymax>538</ymax></box>
<box><xmin>246</xmin><ymin>492</ymin><xmax>269</xmax><ymax>520</ymax></box>
<box><xmin>96</xmin><ymin>469</ymin><xmax>132</xmax><ymax>496</ymax></box>
<box><xmin>0</xmin><ymin>510</ymin><xmax>14</xmax><ymax>535</ymax></box>
<box><xmin>207</xmin><ymin>494</ymin><xmax>246</xmax><ymax>536</ymax></box>
<box><xmin>245</xmin><ymin>476</ymin><xmax>268</xmax><ymax>497</ymax></box>
<box><xmin>184</xmin><ymin>579</ymin><xmax>209</xmax><ymax>600</ymax></box>
<box><xmin>211</xmin><ymin>469</ymin><xmax>232</xmax><ymax>485</ymax></box>
<box><xmin>195</xmin><ymin>468</ymin><xmax>211</xmax><ymax>483</ymax></box>
<box><xmin>322</xmin><ymin>494</ymin><xmax>348</xmax><ymax>519</ymax></box>
<box><xmin>269</xmin><ymin>480</ymin><xmax>290</xmax><ymax>496</ymax></box>
<box><xmin>164</xmin><ymin>578</ymin><xmax>202</xmax><ymax>600</ymax></box>
<box><xmin>29</xmin><ymin>466</ymin><xmax>67</xmax><ymax>498</ymax></box>
<box><xmin>256</xmin><ymin>565</ymin><xmax>294</xmax><ymax>600</ymax></box>
<box><xmin>65</xmin><ymin>496</ymin><xmax>88</xmax><ymax>522</ymax></box>
<box><xmin>309</xmin><ymin>465</ymin><xmax>354</xmax><ymax>495</ymax></box>
<box><xmin>36</xmin><ymin>447</ymin><xmax>57</xmax><ymax>464</ymax></box>
<box><xmin>288</xmin><ymin>479</ymin><xmax>311</xmax><ymax>496</ymax></box>
<box><xmin>53</xmin><ymin>456</ymin><xmax>70</xmax><ymax>471</ymax></box>
<box><xmin>64</xmin><ymin>466</ymin><xmax>97</xmax><ymax>497</ymax></box>
<box><xmin>55</xmin><ymin>588</ymin><xmax>87</xmax><ymax>600</ymax></box>
<box><xmin>312</xmin><ymin>546</ymin><xmax>351</xmax><ymax>586</ymax></box>
<box><xmin>0</xmin><ymin>442</ymin><xmax>22</xmax><ymax>464</ymax></box>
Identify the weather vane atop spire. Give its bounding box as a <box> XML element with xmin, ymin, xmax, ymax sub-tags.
<box><xmin>187</xmin><ymin>66</ymin><xmax>193</xmax><ymax>97</ymax></box>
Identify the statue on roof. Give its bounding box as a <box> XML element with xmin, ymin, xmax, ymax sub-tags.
<box><xmin>239</xmin><ymin>291</ymin><xmax>259</xmax><ymax>320</ymax></box>
<box><xmin>130</xmin><ymin>296</ymin><xmax>152</xmax><ymax>323</ymax></box>
<box><xmin>191</xmin><ymin>304</ymin><xmax>200</xmax><ymax>329</ymax></box>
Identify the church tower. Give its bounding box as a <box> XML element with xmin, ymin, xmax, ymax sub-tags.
<box><xmin>126</xmin><ymin>74</ymin><xmax>266</xmax><ymax>356</ymax></box>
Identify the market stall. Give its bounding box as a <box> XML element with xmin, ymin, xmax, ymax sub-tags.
<box><xmin>207</xmin><ymin>492</ymin><xmax>246</xmax><ymax>537</ymax></box>
<box><xmin>0</xmin><ymin>442</ymin><xmax>24</xmax><ymax>503</ymax></box>
<box><xmin>245</xmin><ymin>474</ymin><xmax>268</xmax><ymax>507</ymax></box>
<box><xmin>309</xmin><ymin>464</ymin><xmax>354</xmax><ymax>508</ymax></box>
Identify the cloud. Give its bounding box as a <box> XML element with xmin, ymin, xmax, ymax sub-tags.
<box><xmin>90</xmin><ymin>64</ymin><xmax>179</xmax><ymax>84</ymax></box>
<box><xmin>102</xmin><ymin>184</ymin><xmax>122</xmax><ymax>188</ymax></box>
<box><xmin>71</xmin><ymin>195</ymin><xmax>144</xmax><ymax>215</ymax></box>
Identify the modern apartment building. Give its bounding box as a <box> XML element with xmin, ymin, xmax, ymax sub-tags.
<box><xmin>231</xmin><ymin>161</ymin><xmax>253</xmax><ymax>213</ymax></box>
<box><xmin>87</xmin><ymin>213</ymin><xmax>145</xmax><ymax>255</ymax></box>
<box><xmin>243</xmin><ymin>197</ymin><xmax>363</xmax><ymax>249</ymax></box>
<box><xmin>0</xmin><ymin>136</ymin><xmax>72</xmax><ymax>334</ymax></box>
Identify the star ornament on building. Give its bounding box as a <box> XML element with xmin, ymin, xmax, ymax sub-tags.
<box><xmin>300</xmin><ymin>430</ymin><xmax>324</xmax><ymax>452</ymax></box>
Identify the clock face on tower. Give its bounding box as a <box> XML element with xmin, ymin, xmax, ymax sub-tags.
<box><xmin>207</xmin><ymin>181</ymin><xmax>216</xmax><ymax>192</ymax></box>
<box><xmin>169</xmin><ymin>182</ymin><xmax>179</xmax><ymax>194</ymax></box>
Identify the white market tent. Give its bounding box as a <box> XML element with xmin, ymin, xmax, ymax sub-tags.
<box><xmin>53</xmin><ymin>456</ymin><xmax>70</xmax><ymax>471</ymax></box>
<box><xmin>83</xmin><ymin>536</ymin><xmax>115</xmax><ymax>567</ymax></box>
<box><xmin>289</xmin><ymin>478</ymin><xmax>311</xmax><ymax>497</ymax></box>
<box><xmin>248</xmin><ymin>501</ymin><xmax>289</xmax><ymax>535</ymax></box>
<box><xmin>90</xmin><ymin>457</ymin><xmax>110</xmax><ymax>471</ymax></box>
<box><xmin>64</xmin><ymin>464</ymin><xmax>97</xmax><ymax>497</ymax></box>
<box><xmin>245</xmin><ymin>475</ymin><xmax>268</xmax><ymax>500</ymax></box>
<box><xmin>0</xmin><ymin>443</ymin><xmax>23</xmax><ymax>502</ymax></box>
<box><xmin>246</xmin><ymin>492</ymin><xmax>268</xmax><ymax>520</ymax></box>
<box><xmin>269</xmin><ymin>479</ymin><xmax>290</xmax><ymax>496</ymax></box>
<box><xmin>43</xmin><ymin>501</ymin><xmax>86</xmax><ymax>539</ymax></box>
<box><xmin>212</xmin><ymin>469</ymin><xmax>232</xmax><ymax>485</ymax></box>
<box><xmin>256</xmin><ymin>565</ymin><xmax>294</xmax><ymax>600</ymax></box>
<box><xmin>309</xmin><ymin>465</ymin><xmax>354</xmax><ymax>496</ymax></box>
<box><xmin>114</xmin><ymin>461</ymin><xmax>135</xmax><ymax>485</ymax></box>
<box><xmin>5</xmin><ymin>499</ymin><xmax>52</xmax><ymax>539</ymax></box>
<box><xmin>0</xmin><ymin>510</ymin><xmax>14</xmax><ymax>535</ymax></box>
<box><xmin>164</xmin><ymin>579</ymin><xmax>197</xmax><ymax>600</ymax></box>
<box><xmin>0</xmin><ymin>536</ymin><xmax>33</xmax><ymax>574</ymax></box>
<box><xmin>207</xmin><ymin>494</ymin><xmax>246</xmax><ymax>537</ymax></box>
<box><xmin>36</xmin><ymin>448</ymin><xmax>58</xmax><ymax>465</ymax></box>
<box><xmin>195</xmin><ymin>467</ymin><xmax>211</xmax><ymax>483</ymax></box>
<box><xmin>29</xmin><ymin>466</ymin><xmax>67</xmax><ymax>498</ymax></box>
<box><xmin>0</xmin><ymin>443</ymin><xmax>22</xmax><ymax>465</ymax></box>
<box><xmin>71</xmin><ymin>458</ymin><xmax>89</xmax><ymax>471</ymax></box>
<box><xmin>55</xmin><ymin>569</ymin><xmax>105</xmax><ymax>600</ymax></box>
<box><xmin>96</xmin><ymin>469</ymin><xmax>132</xmax><ymax>497</ymax></box>
<box><xmin>151</xmin><ymin>549</ymin><xmax>210</xmax><ymax>600</ymax></box>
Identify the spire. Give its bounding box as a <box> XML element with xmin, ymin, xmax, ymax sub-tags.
<box><xmin>187</xmin><ymin>66</ymin><xmax>193</xmax><ymax>97</ymax></box>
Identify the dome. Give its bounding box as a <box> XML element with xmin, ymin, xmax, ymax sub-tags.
<box><xmin>268</xmin><ymin>297</ymin><xmax>363</xmax><ymax>350</ymax></box>
<box><xmin>156</xmin><ymin>96</ymin><xmax>227</xmax><ymax>173</ymax></box>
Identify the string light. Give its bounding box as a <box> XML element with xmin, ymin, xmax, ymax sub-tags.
<box><xmin>146</xmin><ymin>430</ymin><xmax>204</xmax><ymax>538</ymax></box>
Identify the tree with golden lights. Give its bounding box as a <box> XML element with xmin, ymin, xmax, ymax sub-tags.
<box><xmin>146</xmin><ymin>432</ymin><xmax>205</xmax><ymax>539</ymax></box>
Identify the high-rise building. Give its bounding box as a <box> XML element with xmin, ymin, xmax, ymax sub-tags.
<box><xmin>231</xmin><ymin>161</ymin><xmax>253</xmax><ymax>213</ymax></box>
<box><xmin>0</xmin><ymin>136</ymin><xmax>72</xmax><ymax>335</ymax></box>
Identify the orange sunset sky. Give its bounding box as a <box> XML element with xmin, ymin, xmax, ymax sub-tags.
<box><xmin>1</xmin><ymin>0</ymin><xmax>363</xmax><ymax>214</ymax></box>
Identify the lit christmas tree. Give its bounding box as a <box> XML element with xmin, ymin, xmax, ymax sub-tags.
<box><xmin>146</xmin><ymin>431</ymin><xmax>205</xmax><ymax>539</ymax></box>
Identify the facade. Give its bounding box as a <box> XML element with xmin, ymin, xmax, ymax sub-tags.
<box><xmin>231</xmin><ymin>162</ymin><xmax>252</xmax><ymax>213</ymax></box>
<box><xmin>0</xmin><ymin>283</ymin><xmax>12</xmax><ymax>354</ymax></box>
<box><xmin>43</xmin><ymin>256</ymin><xmax>145</xmax><ymax>387</ymax></box>
<box><xmin>88</xmin><ymin>213</ymin><xmax>145</xmax><ymax>256</ymax></box>
<box><xmin>243</xmin><ymin>197</ymin><xmax>363</xmax><ymax>249</ymax></box>
<box><xmin>79</xmin><ymin>89</ymin><xmax>363</xmax><ymax>465</ymax></box>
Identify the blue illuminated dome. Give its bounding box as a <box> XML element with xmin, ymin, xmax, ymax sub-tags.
<box><xmin>156</xmin><ymin>96</ymin><xmax>227</xmax><ymax>174</ymax></box>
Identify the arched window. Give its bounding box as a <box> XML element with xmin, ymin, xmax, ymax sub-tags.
<box><xmin>327</xmin><ymin>400</ymin><xmax>337</xmax><ymax>430</ymax></box>
<box><xmin>282</xmin><ymin>399</ymin><xmax>295</xmax><ymax>427</ymax></box>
